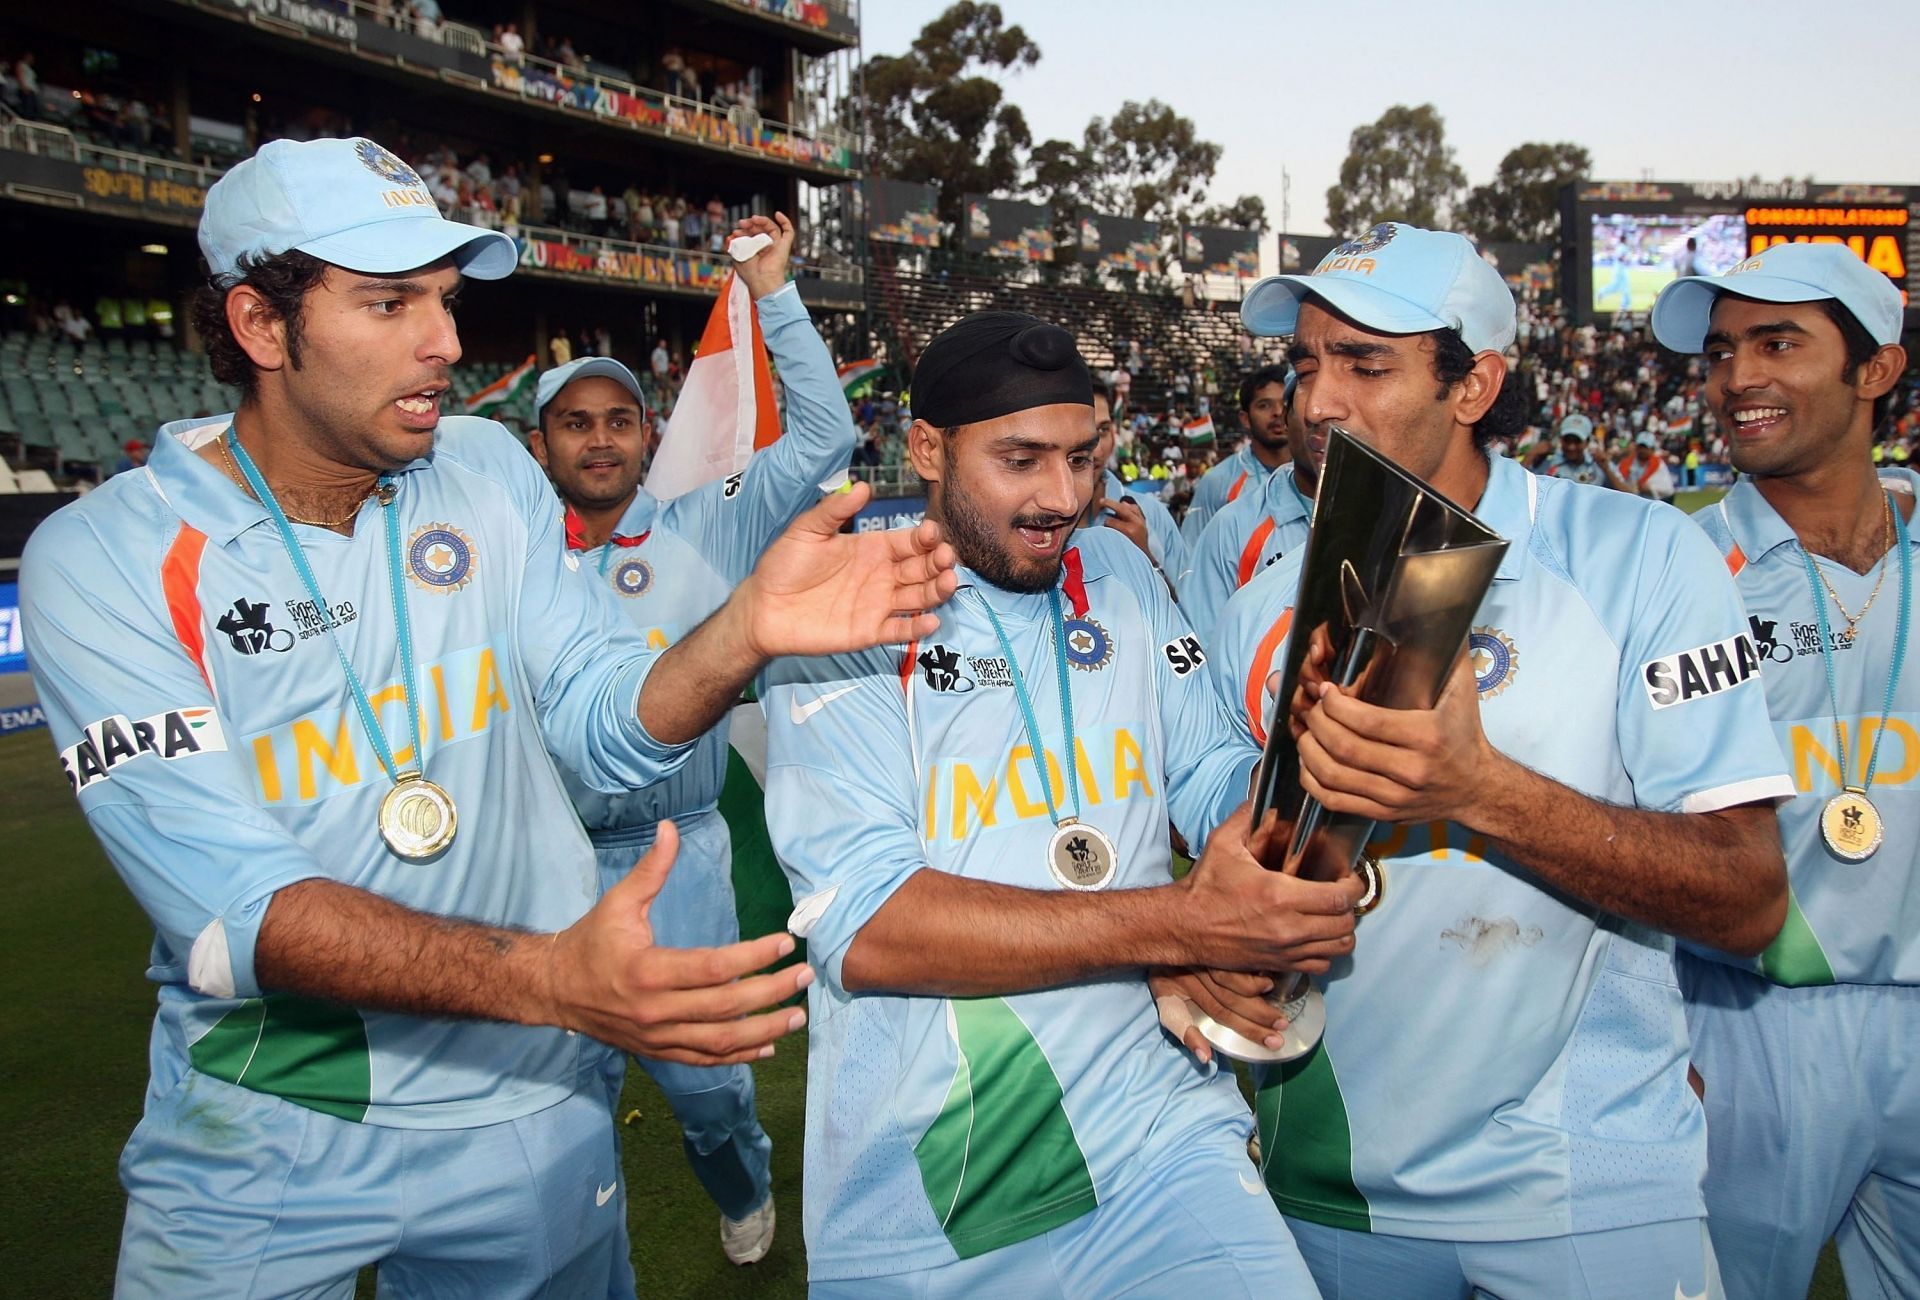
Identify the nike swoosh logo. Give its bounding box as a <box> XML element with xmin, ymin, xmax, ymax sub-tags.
<box><xmin>1674</xmin><ymin>1288</ymin><xmax>1705</xmax><ymax>1300</ymax></box>
<box><xmin>789</xmin><ymin>684</ymin><xmax>859</xmax><ymax>725</ymax></box>
<box><xmin>596</xmin><ymin>1182</ymin><xmax>617</xmax><ymax>1207</ymax></box>
<box><xmin>1238</xmin><ymin>1169</ymin><xmax>1265</xmax><ymax>1196</ymax></box>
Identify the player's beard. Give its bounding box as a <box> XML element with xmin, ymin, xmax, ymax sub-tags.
<box><xmin>938</xmin><ymin>475</ymin><xmax>1068</xmax><ymax>595</ymax></box>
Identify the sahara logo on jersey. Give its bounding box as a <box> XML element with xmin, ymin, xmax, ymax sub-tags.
<box><xmin>1161</xmin><ymin>634</ymin><xmax>1206</xmax><ymax>677</ymax></box>
<box><xmin>60</xmin><ymin>706</ymin><xmax>229</xmax><ymax>794</ymax></box>
<box><xmin>1641</xmin><ymin>632</ymin><xmax>1761</xmax><ymax>710</ymax></box>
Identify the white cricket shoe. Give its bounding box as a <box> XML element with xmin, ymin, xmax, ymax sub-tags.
<box><xmin>721</xmin><ymin>1196</ymin><xmax>775</xmax><ymax>1265</ymax></box>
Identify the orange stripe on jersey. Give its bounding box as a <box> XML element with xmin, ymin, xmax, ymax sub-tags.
<box><xmin>161</xmin><ymin>525</ymin><xmax>213</xmax><ymax>690</ymax></box>
<box><xmin>899</xmin><ymin>640</ymin><xmax>919</xmax><ymax>696</ymax></box>
<box><xmin>1724</xmin><ymin>544</ymin><xmax>1747</xmax><ymax>578</ymax></box>
<box><xmin>1244</xmin><ymin>608</ymin><xmax>1294</xmax><ymax>746</ymax></box>
<box><xmin>1237</xmin><ymin>517</ymin><xmax>1278</xmax><ymax>589</ymax></box>
<box><xmin>1225</xmin><ymin>471</ymin><xmax>1250</xmax><ymax>504</ymax></box>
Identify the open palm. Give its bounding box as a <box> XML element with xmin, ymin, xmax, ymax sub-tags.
<box><xmin>743</xmin><ymin>482</ymin><xmax>958</xmax><ymax>657</ymax></box>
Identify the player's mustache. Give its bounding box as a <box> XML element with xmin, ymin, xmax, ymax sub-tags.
<box><xmin>1012</xmin><ymin>513</ymin><xmax>1075</xmax><ymax>530</ymax></box>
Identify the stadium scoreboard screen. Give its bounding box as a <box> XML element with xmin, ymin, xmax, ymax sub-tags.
<box><xmin>1561</xmin><ymin>180</ymin><xmax>1917</xmax><ymax>328</ymax></box>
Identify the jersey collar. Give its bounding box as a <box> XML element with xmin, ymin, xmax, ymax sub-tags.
<box><xmin>1474</xmin><ymin>453</ymin><xmax>1539</xmax><ymax>585</ymax></box>
<box><xmin>957</xmin><ymin>544</ymin><xmax>1094</xmax><ymax>621</ymax></box>
<box><xmin>1260</xmin><ymin>463</ymin><xmax>1314</xmax><ymax>525</ymax></box>
<box><xmin>150</xmin><ymin>413</ymin><xmax>436</xmax><ymax>546</ymax></box>
<box><xmin>1721</xmin><ymin>464</ymin><xmax>1920</xmax><ymax>564</ymax></box>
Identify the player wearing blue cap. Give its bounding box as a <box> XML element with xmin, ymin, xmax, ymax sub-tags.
<box><xmin>19</xmin><ymin>136</ymin><xmax>957</xmax><ymax>1298</ymax></box>
<box><xmin>761</xmin><ymin>308</ymin><xmax>1365</xmax><ymax>1296</ymax></box>
<box><xmin>1181</xmin><ymin>367</ymin><xmax>1316</xmax><ymax>643</ymax></box>
<box><xmin>1652</xmin><ymin>243</ymin><xmax>1920</xmax><ymax>1300</ymax></box>
<box><xmin>1536</xmin><ymin>413</ymin><xmax>1617</xmax><ymax>487</ymax></box>
<box><xmin>1080</xmin><ymin>378</ymin><xmax>1189</xmax><ymax>591</ymax></box>
<box><xmin>1177</xmin><ymin>222</ymin><xmax>1794</xmax><ymax>1299</ymax></box>
<box><xmin>1179</xmin><ymin>365</ymin><xmax>1297</xmax><ymax>548</ymax></box>
<box><xmin>529</xmin><ymin>212</ymin><xmax>853</xmax><ymax>1270</ymax></box>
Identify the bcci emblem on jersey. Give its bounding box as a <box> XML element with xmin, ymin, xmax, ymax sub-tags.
<box><xmin>408</xmin><ymin>523</ymin><xmax>477</xmax><ymax>592</ymax></box>
<box><xmin>611</xmin><ymin>559</ymin><xmax>653</xmax><ymax>598</ymax></box>
<box><xmin>1064</xmin><ymin>616</ymin><xmax>1114</xmax><ymax>672</ymax></box>
<box><xmin>1469</xmin><ymin>627</ymin><xmax>1519</xmax><ymax>698</ymax></box>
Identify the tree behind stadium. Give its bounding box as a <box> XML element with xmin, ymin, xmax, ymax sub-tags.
<box><xmin>1326</xmin><ymin>103</ymin><xmax>1466</xmax><ymax>235</ymax></box>
<box><xmin>1459</xmin><ymin>142</ymin><xmax>1594</xmax><ymax>244</ymax></box>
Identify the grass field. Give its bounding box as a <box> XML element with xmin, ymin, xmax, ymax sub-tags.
<box><xmin>0</xmin><ymin>591</ymin><xmax>1848</xmax><ymax>1298</ymax></box>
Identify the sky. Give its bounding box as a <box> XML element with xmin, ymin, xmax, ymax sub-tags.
<box><xmin>857</xmin><ymin>0</ymin><xmax>1920</xmax><ymax>268</ymax></box>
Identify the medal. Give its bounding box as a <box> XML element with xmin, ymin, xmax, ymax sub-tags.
<box><xmin>979</xmin><ymin>584</ymin><xmax>1121</xmax><ymax>889</ymax></box>
<box><xmin>1048</xmin><ymin>819</ymin><xmax>1118</xmax><ymax>890</ymax></box>
<box><xmin>1820</xmin><ymin>788</ymin><xmax>1883</xmax><ymax>862</ymax></box>
<box><xmin>379</xmin><ymin>774</ymin><xmax>459</xmax><ymax>860</ymax></box>
<box><xmin>1798</xmin><ymin>490</ymin><xmax>1909</xmax><ymax>864</ymax></box>
<box><xmin>230</xmin><ymin>434</ymin><xmax>457</xmax><ymax>859</ymax></box>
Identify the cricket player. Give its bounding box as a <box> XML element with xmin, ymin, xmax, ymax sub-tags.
<box><xmin>1653</xmin><ymin>242</ymin><xmax>1920</xmax><ymax>1299</ymax></box>
<box><xmin>1179</xmin><ymin>364</ymin><xmax>1296</xmax><ymax>548</ymax></box>
<box><xmin>531</xmin><ymin>212</ymin><xmax>853</xmax><ymax>1267</ymax></box>
<box><xmin>20</xmin><ymin>135</ymin><xmax>956</xmax><ymax>1298</ymax></box>
<box><xmin>1082</xmin><ymin>377</ymin><xmax>1189</xmax><ymax>591</ymax></box>
<box><xmin>1191</xmin><ymin>222</ymin><xmax>1794</xmax><ymax>1299</ymax></box>
<box><xmin>1181</xmin><ymin>368</ymin><xmax>1315</xmax><ymax>642</ymax></box>
<box><xmin>761</xmin><ymin>310</ymin><xmax>1363</xmax><ymax>1296</ymax></box>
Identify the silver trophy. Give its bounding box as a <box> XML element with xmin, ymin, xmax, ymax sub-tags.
<box><xmin>1191</xmin><ymin>428</ymin><xmax>1509</xmax><ymax>1063</ymax></box>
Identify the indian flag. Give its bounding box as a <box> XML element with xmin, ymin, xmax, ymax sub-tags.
<box><xmin>1181</xmin><ymin>415</ymin><xmax>1216</xmax><ymax>444</ymax></box>
<box><xmin>838</xmin><ymin>359</ymin><xmax>883</xmax><ymax>398</ymax></box>
<box><xmin>1668</xmin><ymin>414</ymin><xmax>1696</xmax><ymax>439</ymax></box>
<box><xmin>647</xmin><ymin>272</ymin><xmax>781</xmax><ymax>500</ymax></box>
<box><xmin>464</xmin><ymin>354</ymin><xmax>536</xmax><ymax>416</ymax></box>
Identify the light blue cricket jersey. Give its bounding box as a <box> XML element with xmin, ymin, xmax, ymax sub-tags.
<box><xmin>1099</xmin><ymin>468</ymin><xmax>1189</xmax><ymax>596</ymax></box>
<box><xmin>1210</xmin><ymin>454</ymin><xmax>1794</xmax><ymax>1241</ymax></box>
<box><xmin>1179</xmin><ymin>443</ymin><xmax>1268</xmax><ymax>548</ymax></box>
<box><xmin>23</xmin><ymin>415</ymin><xmax>688</xmax><ymax>1128</ymax></box>
<box><xmin>1181</xmin><ymin>462</ymin><xmax>1314</xmax><ymax>646</ymax></box>
<box><xmin>1689</xmin><ymin>469</ymin><xmax>1920</xmax><ymax>986</ymax></box>
<box><xmin>561</xmin><ymin>282</ymin><xmax>855</xmax><ymax>833</ymax></box>
<box><xmin>761</xmin><ymin>529</ymin><xmax>1259</xmax><ymax>1280</ymax></box>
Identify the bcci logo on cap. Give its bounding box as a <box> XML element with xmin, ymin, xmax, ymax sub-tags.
<box><xmin>356</xmin><ymin>139</ymin><xmax>424</xmax><ymax>189</ymax></box>
<box><xmin>408</xmin><ymin>523</ymin><xmax>477</xmax><ymax>592</ymax></box>
<box><xmin>1316</xmin><ymin>223</ymin><xmax>1397</xmax><ymax>275</ymax></box>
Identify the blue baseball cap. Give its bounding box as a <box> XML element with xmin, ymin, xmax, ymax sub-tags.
<box><xmin>535</xmin><ymin>357</ymin><xmax>649</xmax><ymax>423</ymax></box>
<box><xmin>1242</xmin><ymin>222</ymin><xmax>1517</xmax><ymax>353</ymax></box>
<box><xmin>199</xmin><ymin>137</ymin><xmax>517</xmax><ymax>283</ymax></box>
<box><xmin>1652</xmin><ymin>242</ymin><xmax>1905</xmax><ymax>353</ymax></box>
<box><xmin>1558</xmin><ymin>413</ymin><xmax>1594</xmax><ymax>440</ymax></box>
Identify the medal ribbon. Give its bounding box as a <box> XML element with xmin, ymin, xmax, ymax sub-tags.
<box><xmin>228</xmin><ymin>437</ymin><xmax>425</xmax><ymax>787</ymax></box>
<box><xmin>978</xmin><ymin>587</ymin><xmax>1082</xmax><ymax>827</ymax></box>
<box><xmin>1799</xmin><ymin>491</ymin><xmax>1910</xmax><ymax>792</ymax></box>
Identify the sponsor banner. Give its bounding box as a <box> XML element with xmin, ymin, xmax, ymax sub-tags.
<box><xmin>851</xmin><ymin>496</ymin><xmax>927</xmax><ymax>534</ymax></box>
<box><xmin>0</xmin><ymin>148</ymin><xmax>207</xmax><ymax>223</ymax></box>
<box><xmin>867</xmin><ymin>179</ymin><xmax>940</xmax><ymax>247</ymax></box>
<box><xmin>0</xmin><ymin>582</ymin><xmax>24</xmax><ymax>675</ymax></box>
<box><xmin>1076</xmin><ymin>210</ymin><xmax>1162</xmax><ymax>273</ymax></box>
<box><xmin>723</xmin><ymin>0</ymin><xmax>858</xmax><ymax>39</ymax></box>
<box><xmin>963</xmin><ymin>194</ymin><xmax>1054</xmax><ymax>262</ymax></box>
<box><xmin>515</xmin><ymin>235</ymin><xmax>731</xmax><ymax>292</ymax></box>
<box><xmin>0</xmin><ymin>699</ymin><xmax>44</xmax><ymax>738</ymax></box>
<box><xmin>1182</xmin><ymin>225</ymin><xmax>1259</xmax><ymax>278</ymax></box>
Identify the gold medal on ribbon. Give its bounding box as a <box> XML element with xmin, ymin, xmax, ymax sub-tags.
<box><xmin>1820</xmin><ymin>787</ymin><xmax>1882</xmax><ymax>862</ymax></box>
<box><xmin>379</xmin><ymin>774</ymin><xmax>459</xmax><ymax>860</ymax></box>
<box><xmin>1047</xmin><ymin>819</ymin><xmax>1117</xmax><ymax>891</ymax></box>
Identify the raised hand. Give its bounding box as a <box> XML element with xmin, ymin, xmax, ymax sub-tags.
<box><xmin>729</xmin><ymin>212</ymin><xmax>795</xmax><ymax>300</ymax></box>
<box><xmin>739</xmin><ymin>480</ymin><xmax>959</xmax><ymax>658</ymax></box>
<box><xmin>545</xmin><ymin>820</ymin><xmax>811</xmax><ymax>1065</ymax></box>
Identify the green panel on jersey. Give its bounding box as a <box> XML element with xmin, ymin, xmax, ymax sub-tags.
<box><xmin>1759</xmin><ymin>886</ymin><xmax>1836</xmax><ymax>988</ymax></box>
<box><xmin>719</xmin><ymin>744</ymin><xmax>804</xmax><ymax>977</ymax></box>
<box><xmin>913</xmin><ymin>997</ymin><xmax>1098</xmax><ymax>1258</ymax></box>
<box><xmin>189</xmin><ymin>995</ymin><xmax>371</xmax><ymax>1123</ymax></box>
<box><xmin>1257</xmin><ymin>1040</ymin><xmax>1372</xmax><ymax>1232</ymax></box>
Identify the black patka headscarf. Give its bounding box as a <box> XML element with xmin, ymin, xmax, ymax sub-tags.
<box><xmin>912</xmin><ymin>311</ymin><xmax>1092</xmax><ymax>427</ymax></box>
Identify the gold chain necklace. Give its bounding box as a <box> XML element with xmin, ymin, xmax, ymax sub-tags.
<box><xmin>219</xmin><ymin>434</ymin><xmax>374</xmax><ymax>529</ymax></box>
<box><xmin>1813</xmin><ymin>490</ymin><xmax>1894</xmax><ymax>638</ymax></box>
